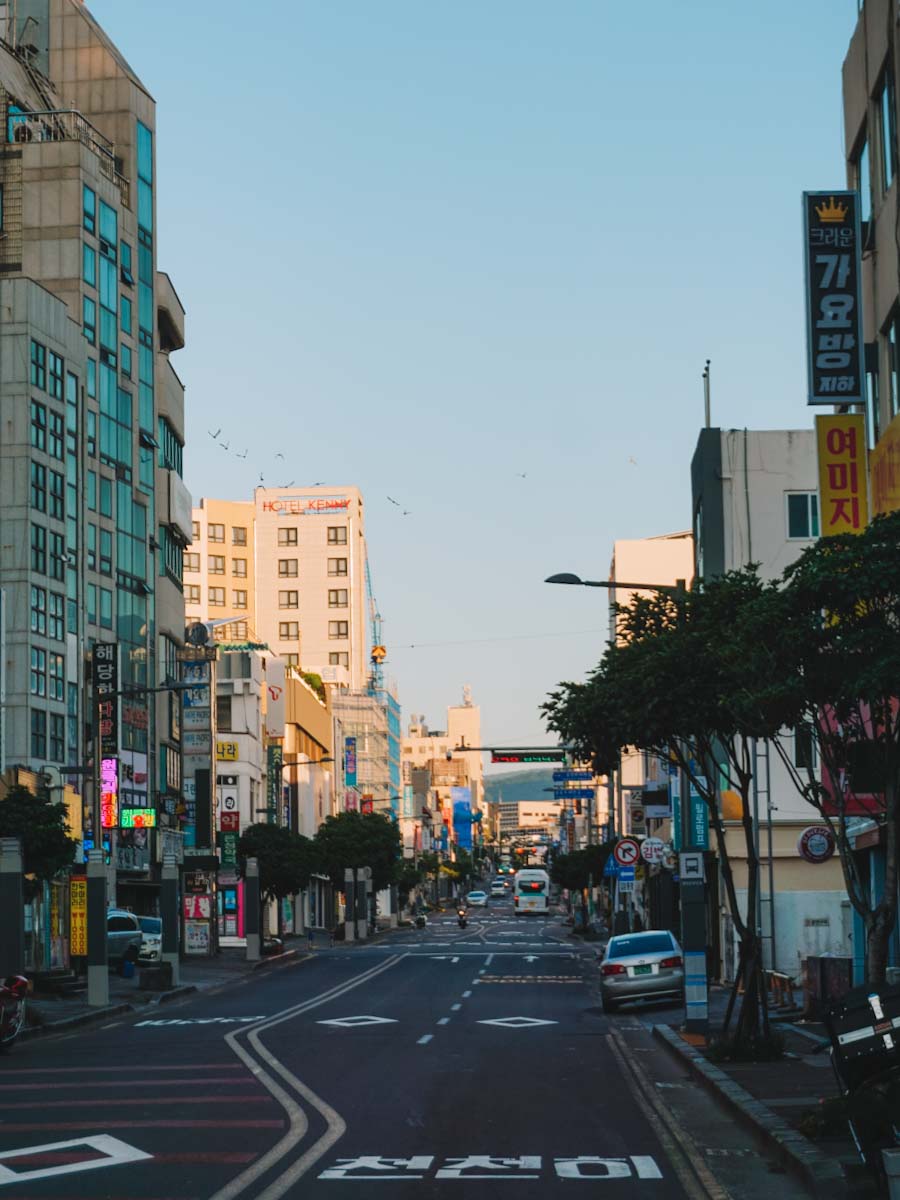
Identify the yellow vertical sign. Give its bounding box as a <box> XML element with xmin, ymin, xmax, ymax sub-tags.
<box><xmin>816</xmin><ymin>414</ymin><xmax>869</xmax><ymax>536</ymax></box>
<box><xmin>70</xmin><ymin>877</ymin><xmax>87</xmax><ymax>956</ymax></box>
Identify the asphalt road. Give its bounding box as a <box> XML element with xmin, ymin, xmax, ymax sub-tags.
<box><xmin>0</xmin><ymin>901</ymin><xmax>807</xmax><ymax>1199</ymax></box>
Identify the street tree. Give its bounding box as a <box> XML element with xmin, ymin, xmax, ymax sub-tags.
<box><xmin>773</xmin><ymin>511</ymin><xmax>900</xmax><ymax>984</ymax></box>
<box><xmin>313</xmin><ymin>810</ymin><xmax>401</xmax><ymax>893</ymax></box>
<box><xmin>544</xmin><ymin>569</ymin><xmax>788</xmax><ymax>1042</ymax></box>
<box><xmin>0</xmin><ymin>785</ymin><xmax>77</xmax><ymax>898</ymax></box>
<box><xmin>237</xmin><ymin>823</ymin><xmax>315</xmax><ymax>935</ymax></box>
<box><xmin>550</xmin><ymin>844</ymin><xmax>612</xmax><ymax>929</ymax></box>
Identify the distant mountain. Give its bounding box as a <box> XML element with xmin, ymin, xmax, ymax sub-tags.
<box><xmin>483</xmin><ymin>769</ymin><xmax>555</xmax><ymax>806</ymax></box>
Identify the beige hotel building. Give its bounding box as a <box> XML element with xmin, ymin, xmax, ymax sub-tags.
<box><xmin>186</xmin><ymin>487</ymin><xmax>369</xmax><ymax>691</ymax></box>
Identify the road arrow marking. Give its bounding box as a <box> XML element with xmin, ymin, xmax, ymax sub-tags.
<box><xmin>0</xmin><ymin>1135</ymin><xmax>150</xmax><ymax>1186</ymax></box>
<box><xmin>477</xmin><ymin>1016</ymin><xmax>557</xmax><ymax>1028</ymax></box>
<box><xmin>316</xmin><ymin>1015</ymin><xmax>398</xmax><ymax>1028</ymax></box>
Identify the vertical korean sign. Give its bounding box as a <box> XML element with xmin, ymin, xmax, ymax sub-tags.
<box><xmin>92</xmin><ymin>642</ymin><xmax>119</xmax><ymax>829</ymax></box>
<box><xmin>803</xmin><ymin>191</ymin><xmax>864</xmax><ymax>406</ymax></box>
<box><xmin>344</xmin><ymin>737</ymin><xmax>357</xmax><ymax>789</ymax></box>
<box><xmin>816</xmin><ymin>414</ymin><xmax>869</xmax><ymax>535</ymax></box>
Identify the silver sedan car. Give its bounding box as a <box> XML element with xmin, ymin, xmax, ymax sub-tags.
<box><xmin>599</xmin><ymin>930</ymin><xmax>685</xmax><ymax>1013</ymax></box>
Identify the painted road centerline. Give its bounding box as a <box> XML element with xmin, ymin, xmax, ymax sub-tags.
<box><xmin>417</xmin><ymin>1035</ymin><xmax>433</xmax><ymax>1045</ymax></box>
<box><xmin>437</xmin><ymin>1017</ymin><xmax>450</xmax><ymax>1025</ymax></box>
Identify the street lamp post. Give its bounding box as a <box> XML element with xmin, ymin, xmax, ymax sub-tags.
<box><xmin>546</xmin><ymin>571</ymin><xmax>708</xmax><ymax>1035</ymax></box>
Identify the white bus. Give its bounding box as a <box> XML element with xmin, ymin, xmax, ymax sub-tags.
<box><xmin>513</xmin><ymin>868</ymin><xmax>550</xmax><ymax>916</ymax></box>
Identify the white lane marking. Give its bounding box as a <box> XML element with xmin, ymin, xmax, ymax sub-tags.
<box><xmin>316</xmin><ymin>1015</ymin><xmax>397</xmax><ymax>1028</ymax></box>
<box><xmin>451</xmin><ymin>956</ymin><xmax>460</xmax><ymax>963</ymax></box>
<box><xmin>477</xmin><ymin>1016</ymin><xmax>557</xmax><ymax>1028</ymax></box>
<box><xmin>451</xmin><ymin>1004</ymin><xmax>461</xmax><ymax>1011</ymax></box>
<box><xmin>135</xmin><ymin>1016</ymin><xmax>266</xmax><ymax>1027</ymax></box>
<box><xmin>417</xmin><ymin>1034</ymin><xmax>433</xmax><ymax>1045</ymax></box>
<box><xmin>437</xmin><ymin>1017</ymin><xmax>450</xmax><ymax>1025</ymax></box>
<box><xmin>0</xmin><ymin>1135</ymin><xmax>150</xmax><ymax>1186</ymax></box>
<box><xmin>462</xmin><ymin>991</ymin><xmax>472</xmax><ymax>998</ymax></box>
<box><xmin>209</xmin><ymin>954</ymin><xmax>407</xmax><ymax>1200</ymax></box>
<box><xmin>485</xmin><ymin>953</ymin><xmax>494</xmax><ymax>966</ymax></box>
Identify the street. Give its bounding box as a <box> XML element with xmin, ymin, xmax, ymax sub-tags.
<box><xmin>0</xmin><ymin>903</ymin><xmax>806</xmax><ymax>1200</ymax></box>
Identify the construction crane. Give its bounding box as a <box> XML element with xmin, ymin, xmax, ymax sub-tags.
<box><xmin>365</xmin><ymin>558</ymin><xmax>387</xmax><ymax>694</ymax></box>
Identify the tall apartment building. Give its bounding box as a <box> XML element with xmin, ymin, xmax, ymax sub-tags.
<box><xmin>0</xmin><ymin>3</ymin><xmax>189</xmax><ymax>876</ymax></box>
<box><xmin>187</xmin><ymin>487</ymin><xmax>368</xmax><ymax>690</ymax></box>
<box><xmin>842</xmin><ymin>0</ymin><xmax>900</xmax><ymax>461</ymax></box>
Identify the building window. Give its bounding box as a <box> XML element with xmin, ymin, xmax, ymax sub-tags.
<box><xmin>48</xmin><ymin>411</ymin><xmax>64</xmax><ymax>461</ymax></box>
<box><xmin>278</xmin><ymin>558</ymin><xmax>298</xmax><ymax>577</ymax></box>
<box><xmin>794</xmin><ymin>724</ymin><xmax>818</xmax><ymax>770</ymax></box>
<box><xmin>185</xmin><ymin>584</ymin><xmax>201</xmax><ymax>604</ymax></box>
<box><xmin>83</xmin><ymin>296</ymin><xmax>96</xmax><ymax>345</ymax></box>
<box><xmin>31</xmin><ymin>710</ymin><xmax>46</xmax><ymax>759</ymax></box>
<box><xmin>880</xmin><ymin>68</ymin><xmax>898</xmax><ymax>194</ymax></box>
<box><xmin>888</xmin><ymin>311</ymin><xmax>900</xmax><ymax>419</ymax></box>
<box><xmin>216</xmin><ymin>694</ymin><xmax>232</xmax><ymax>732</ymax></box>
<box><xmin>83</xmin><ymin>243</ymin><xmax>96</xmax><ymax>288</ymax></box>
<box><xmin>208</xmin><ymin>523</ymin><xmax>225</xmax><ymax>543</ymax></box>
<box><xmin>854</xmin><ymin>131</ymin><xmax>872</xmax><ymax>225</ymax></box>
<box><xmin>867</xmin><ymin>356</ymin><xmax>881</xmax><ymax>450</ymax></box>
<box><xmin>786</xmin><ymin>492</ymin><xmax>819</xmax><ymax>540</ymax></box>
<box><xmin>192</xmin><ymin>520</ymin><xmax>200</xmax><ymax>542</ymax></box>
<box><xmin>99</xmin><ymin>528</ymin><xmax>112</xmax><ymax>575</ymax></box>
<box><xmin>30</xmin><ymin>647</ymin><xmax>46</xmax><ymax>696</ymax></box>
<box><xmin>48</xmin><ymin>352</ymin><xmax>64</xmax><ymax>400</ymax></box>
<box><xmin>30</xmin><ymin>400</ymin><xmax>46</xmax><ymax>451</ymax></box>
<box><xmin>232</xmin><ymin>526</ymin><xmax>247</xmax><ymax>546</ymax></box>
<box><xmin>209</xmin><ymin>555</ymin><xmax>225</xmax><ymax>575</ymax></box>
<box><xmin>120</xmin><ymin>239</ymin><xmax>134</xmax><ymax>287</ymax></box>
<box><xmin>328</xmin><ymin>620</ymin><xmax>349</xmax><ymax>639</ymax></box>
<box><xmin>157</xmin><ymin>417</ymin><xmax>183</xmax><ymax>475</ymax></box>
<box><xmin>329</xmin><ymin>651</ymin><xmax>349</xmax><ymax>667</ymax></box>
<box><xmin>31</xmin><ymin>462</ymin><xmax>46</xmax><ymax>511</ymax></box>
<box><xmin>232</xmin><ymin>558</ymin><xmax>247</xmax><ymax>577</ymax></box>
<box><xmin>279</xmin><ymin>590</ymin><xmax>299</xmax><ymax>608</ymax></box>
<box><xmin>31</xmin><ymin>524</ymin><xmax>46</xmax><ymax>573</ymax></box>
<box><xmin>327</xmin><ymin>557</ymin><xmax>348</xmax><ymax>576</ymax></box>
<box><xmin>284</xmin><ymin>653</ymin><xmax>300</xmax><ymax>667</ymax></box>
<box><xmin>49</xmin><ymin>593</ymin><xmax>63</xmax><ymax>640</ymax></box>
<box><xmin>49</xmin><ymin>470</ymin><xmax>64</xmax><ymax>521</ymax></box>
<box><xmin>30</xmin><ymin>340</ymin><xmax>46</xmax><ymax>389</ymax></box>
<box><xmin>49</xmin><ymin>713</ymin><xmax>65</xmax><ymax>763</ymax></box>
<box><xmin>99</xmin><ymin>587</ymin><xmax>112</xmax><ymax>629</ymax></box>
<box><xmin>83</xmin><ymin>185</ymin><xmax>96</xmax><ymax>234</ymax></box>
<box><xmin>30</xmin><ymin>586</ymin><xmax>46</xmax><ymax>635</ymax></box>
<box><xmin>327</xmin><ymin>526</ymin><xmax>348</xmax><ymax>544</ymax></box>
<box><xmin>49</xmin><ymin>653</ymin><xmax>64</xmax><ymax>702</ymax></box>
<box><xmin>328</xmin><ymin>589</ymin><xmax>348</xmax><ymax>608</ymax></box>
<box><xmin>277</xmin><ymin>528</ymin><xmax>297</xmax><ymax>546</ymax></box>
<box><xmin>233</xmin><ymin>589</ymin><xmax>248</xmax><ymax>609</ymax></box>
<box><xmin>209</xmin><ymin>587</ymin><xmax>225</xmax><ymax>606</ymax></box>
<box><xmin>279</xmin><ymin>622</ymin><xmax>299</xmax><ymax>640</ymax></box>
<box><xmin>184</xmin><ymin>552</ymin><xmax>200</xmax><ymax>572</ymax></box>
<box><xmin>49</xmin><ymin>532</ymin><xmax>65</xmax><ymax>582</ymax></box>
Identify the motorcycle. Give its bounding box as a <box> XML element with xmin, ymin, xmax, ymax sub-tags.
<box><xmin>0</xmin><ymin>976</ymin><xmax>28</xmax><ymax>1051</ymax></box>
<box><xmin>414</xmin><ymin>913</ymin><xmax>427</xmax><ymax>930</ymax></box>
<box><xmin>457</xmin><ymin>908</ymin><xmax>468</xmax><ymax>929</ymax></box>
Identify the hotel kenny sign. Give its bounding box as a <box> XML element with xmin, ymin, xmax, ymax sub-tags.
<box><xmin>261</xmin><ymin>496</ymin><xmax>351</xmax><ymax>515</ymax></box>
<box><xmin>802</xmin><ymin>191</ymin><xmax>865</xmax><ymax>406</ymax></box>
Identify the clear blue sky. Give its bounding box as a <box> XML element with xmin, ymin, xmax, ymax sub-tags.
<box><xmin>90</xmin><ymin>0</ymin><xmax>857</xmax><ymax>768</ymax></box>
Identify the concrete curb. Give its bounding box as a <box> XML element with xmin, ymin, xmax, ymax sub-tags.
<box><xmin>251</xmin><ymin>948</ymin><xmax>301</xmax><ymax>971</ymax></box>
<box><xmin>653</xmin><ymin>1023</ymin><xmax>849</xmax><ymax>1198</ymax></box>
<box><xmin>151</xmin><ymin>984</ymin><xmax>198</xmax><ymax>1006</ymax></box>
<box><xmin>21</xmin><ymin>1001</ymin><xmax>134</xmax><ymax>1041</ymax></box>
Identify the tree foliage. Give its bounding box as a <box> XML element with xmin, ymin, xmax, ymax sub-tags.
<box><xmin>237</xmin><ymin>823</ymin><xmax>315</xmax><ymax>904</ymax></box>
<box><xmin>0</xmin><ymin>785</ymin><xmax>77</xmax><ymax>896</ymax></box>
<box><xmin>312</xmin><ymin>811</ymin><xmax>401</xmax><ymax>893</ymax></box>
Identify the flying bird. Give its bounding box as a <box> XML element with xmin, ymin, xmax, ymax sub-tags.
<box><xmin>281</xmin><ymin>481</ymin><xmax>295</xmax><ymax>489</ymax></box>
<box><xmin>220</xmin><ymin>441</ymin><xmax>230</xmax><ymax>451</ymax></box>
<box><xmin>628</xmin><ymin>456</ymin><xmax>638</xmax><ymax>466</ymax></box>
<box><xmin>275</xmin><ymin>452</ymin><xmax>285</xmax><ymax>460</ymax></box>
<box><xmin>516</xmin><ymin>472</ymin><xmax>527</xmax><ymax>479</ymax></box>
<box><xmin>387</xmin><ymin>496</ymin><xmax>401</xmax><ymax>507</ymax></box>
<box><xmin>236</xmin><ymin>449</ymin><xmax>248</xmax><ymax>459</ymax></box>
<box><xmin>208</xmin><ymin>428</ymin><xmax>221</xmax><ymax>440</ymax></box>
<box><xmin>402</xmin><ymin>510</ymin><xmax>412</xmax><ymax>516</ymax></box>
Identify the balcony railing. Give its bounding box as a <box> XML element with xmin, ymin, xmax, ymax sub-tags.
<box><xmin>7</xmin><ymin>107</ymin><xmax>130</xmax><ymax>206</ymax></box>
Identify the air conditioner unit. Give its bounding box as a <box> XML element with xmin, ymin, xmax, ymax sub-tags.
<box><xmin>13</xmin><ymin>116</ymin><xmax>45</xmax><ymax>143</ymax></box>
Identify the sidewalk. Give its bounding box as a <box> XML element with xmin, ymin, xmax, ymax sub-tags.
<box><xmin>653</xmin><ymin>1009</ymin><xmax>878</xmax><ymax>1198</ymax></box>
<box><xmin>23</xmin><ymin>938</ymin><xmax>310</xmax><ymax>1040</ymax></box>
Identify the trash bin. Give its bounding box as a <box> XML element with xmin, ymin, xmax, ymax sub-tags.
<box><xmin>121</xmin><ymin>959</ymin><xmax>135</xmax><ymax>979</ymax></box>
